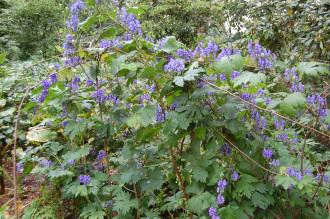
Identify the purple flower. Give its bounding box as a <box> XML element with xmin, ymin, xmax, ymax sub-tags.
<box><xmin>269</xmin><ymin>159</ymin><xmax>280</xmax><ymax>167</ymax></box>
<box><xmin>67</xmin><ymin>159</ymin><xmax>75</xmax><ymax>165</ymax></box>
<box><xmin>64</xmin><ymin>56</ymin><xmax>82</xmax><ymax>67</ymax></box>
<box><xmin>91</xmin><ymin>89</ymin><xmax>107</xmax><ymax>103</ymax></box>
<box><xmin>220</xmin><ymin>143</ymin><xmax>231</xmax><ymax>156</ymax></box>
<box><xmin>219</xmin><ymin>73</ymin><xmax>226</xmax><ymax>81</ymax></box>
<box><xmin>217</xmin><ymin>194</ymin><xmax>225</xmax><ymax>206</ymax></box>
<box><xmin>208</xmin><ymin>207</ymin><xmax>219</xmax><ymax>218</ymax></box>
<box><xmin>49</xmin><ymin>73</ymin><xmax>58</xmax><ymax>84</ymax></box>
<box><xmin>117</xmin><ymin>7</ymin><xmax>142</xmax><ymax>35</ymax></box>
<box><xmin>217</xmin><ymin>48</ymin><xmax>241</xmax><ymax>60</ymax></box>
<box><xmin>217</xmin><ymin>179</ymin><xmax>227</xmax><ymax>192</ymax></box>
<box><xmin>307</xmin><ymin>94</ymin><xmax>328</xmax><ymax>117</ymax></box>
<box><xmin>156</xmin><ymin>105</ymin><xmax>166</xmax><ymax>123</ymax></box>
<box><xmin>169</xmin><ymin>102</ymin><xmax>179</xmax><ymax>110</ymax></box>
<box><xmin>16</xmin><ymin>163</ymin><xmax>24</xmax><ymax>173</ymax></box>
<box><xmin>273</xmin><ymin>116</ymin><xmax>285</xmax><ymax>130</ymax></box>
<box><xmin>79</xmin><ymin>175</ymin><xmax>91</xmax><ymax>185</ymax></box>
<box><xmin>248</xmin><ymin>42</ymin><xmax>275</xmax><ymax>70</ymax></box>
<box><xmin>230</xmin><ymin>71</ymin><xmax>240</xmax><ymax>80</ymax></box>
<box><xmin>86</xmin><ymin>79</ymin><xmax>94</xmax><ymax>86</ymax></box>
<box><xmin>231</xmin><ymin>171</ymin><xmax>240</xmax><ymax>181</ymax></box>
<box><xmin>262</xmin><ymin>148</ymin><xmax>273</xmax><ymax>159</ymax></box>
<box><xmin>145</xmin><ymin>84</ymin><xmax>156</xmax><ymax>92</ymax></box>
<box><xmin>164</xmin><ymin>58</ymin><xmax>185</xmax><ymax>72</ymax></box>
<box><xmin>277</xmin><ymin>133</ymin><xmax>289</xmax><ymax>141</ymax></box>
<box><xmin>42</xmin><ymin>79</ymin><xmax>51</xmax><ymax>90</ymax></box>
<box><xmin>176</xmin><ymin>48</ymin><xmax>193</xmax><ymax>62</ymax></box>
<box><xmin>287</xmin><ymin>167</ymin><xmax>303</xmax><ymax>181</ymax></box>
<box><xmin>97</xmin><ymin>150</ymin><xmax>107</xmax><ymax>160</ymax></box>
<box><xmin>39</xmin><ymin>159</ymin><xmax>52</xmax><ymax>168</ymax></box>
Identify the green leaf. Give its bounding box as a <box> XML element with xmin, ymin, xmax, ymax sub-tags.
<box><xmin>234</xmin><ymin>174</ymin><xmax>258</xmax><ymax>199</ymax></box>
<box><xmin>296</xmin><ymin>62</ymin><xmax>329</xmax><ymax>78</ymax></box>
<box><xmin>274</xmin><ymin>175</ymin><xmax>296</xmax><ymax>190</ymax></box>
<box><xmin>188</xmin><ymin>192</ymin><xmax>215</xmax><ymax>215</ymax></box>
<box><xmin>214</xmin><ymin>54</ymin><xmax>244</xmax><ymax>74</ymax></box>
<box><xmin>279</xmin><ymin>92</ymin><xmax>306</xmax><ymax>116</ymax></box>
<box><xmin>233</xmin><ymin>71</ymin><xmax>266</xmax><ymax>87</ymax></box>
<box><xmin>126</xmin><ymin>105</ymin><xmax>156</xmax><ymax>128</ymax></box>
<box><xmin>48</xmin><ymin>169</ymin><xmax>74</xmax><ymax>179</ymax></box>
<box><xmin>251</xmin><ymin>192</ymin><xmax>273</xmax><ymax>210</ymax></box>
<box><xmin>160</xmin><ymin>36</ymin><xmax>181</xmax><ymax>53</ymax></box>
<box><xmin>26</xmin><ymin>127</ymin><xmax>57</xmax><ymax>142</ymax></box>
<box><xmin>62</xmin><ymin>146</ymin><xmax>90</xmax><ymax>161</ymax></box>
<box><xmin>0</xmin><ymin>53</ymin><xmax>6</xmax><ymax>64</ymax></box>
<box><xmin>140</xmin><ymin>170</ymin><xmax>164</xmax><ymax>192</ymax></box>
<box><xmin>113</xmin><ymin>191</ymin><xmax>137</xmax><ymax>215</ymax></box>
<box><xmin>173</xmin><ymin>76</ymin><xmax>184</xmax><ymax>87</ymax></box>
<box><xmin>0</xmin><ymin>99</ymin><xmax>6</xmax><ymax>108</ymax></box>
<box><xmin>141</xmin><ymin>66</ymin><xmax>159</xmax><ymax>79</ymax></box>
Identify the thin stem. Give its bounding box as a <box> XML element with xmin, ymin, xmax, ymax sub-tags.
<box><xmin>202</xmin><ymin>79</ymin><xmax>330</xmax><ymax>140</ymax></box>
<box><xmin>169</xmin><ymin>147</ymin><xmax>192</xmax><ymax>219</ymax></box>
<box><xmin>218</xmin><ymin>131</ymin><xmax>277</xmax><ymax>175</ymax></box>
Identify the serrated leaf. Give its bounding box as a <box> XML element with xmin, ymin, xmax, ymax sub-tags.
<box><xmin>173</xmin><ymin>76</ymin><xmax>184</xmax><ymax>87</ymax></box>
<box><xmin>62</xmin><ymin>146</ymin><xmax>90</xmax><ymax>161</ymax></box>
<box><xmin>113</xmin><ymin>191</ymin><xmax>137</xmax><ymax>215</ymax></box>
<box><xmin>233</xmin><ymin>71</ymin><xmax>266</xmax><ymax>87</ymax></box>
<box><xmin>48</xmin><ymin>169</ymin><xmax>74</xmax><ymax>179</ymax></box>
<box><xmin>188</xmin><ymin>192</ymin><xmax>215</xmax><ymax>215</ymax></box>
<box><xmin>279</xmin><ymin>92</ymin><xmax>306</xmax><ymax>116</ymax></box>
<box><xmin>274</xmin><ymin>175</ymin><xmax>296</xmax><ymax>190</ymax></box>
<box><xmin>251</xmin><ymin>192</ymin><xmax>273</xmax><ymax>210</ymax></box>
<box><xmin>296</xmin><ymin>62</ymin><xmax>329</xmax><ymax>78</ymax></box>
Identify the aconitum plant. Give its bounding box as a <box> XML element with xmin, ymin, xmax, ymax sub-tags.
<box><xmin>25</xmin><ymin>1</ymin><xmax>330</xmax><ymax>218</ymax></box>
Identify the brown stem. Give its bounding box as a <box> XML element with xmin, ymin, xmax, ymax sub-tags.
<box><xmin>13</xmin><ymin>87</ymin><xmax>30</xmax><ymax>219</ymax></box>
<box><xmin>169</xmin><ymin>147</ymin><xmax>192</xmax><ymax>219</ymax></box>
<box><xmin>0</xmin><ymin>154</ymin><xmax>5</xmax><ymax>195</ymax></box>
<box><xmin>133</xmin><ymin>184</ymin><xmax>140</xmax><ymax>219</ymax></box>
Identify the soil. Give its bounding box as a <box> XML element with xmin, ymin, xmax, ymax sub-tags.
<box><xmin>0</xmin><ymin>159</ymin><xmax>41</xmax><ymax>218</ymax></box>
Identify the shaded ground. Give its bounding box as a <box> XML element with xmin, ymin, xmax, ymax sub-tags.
<box><xmin>0</xmin><ymin>159</ymin><xmax>41</xmax><ymax>218</ymax></box>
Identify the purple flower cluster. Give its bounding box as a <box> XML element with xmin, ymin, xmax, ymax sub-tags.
<box><xmin>208</xmin><ymin>207</ymin><xmax>220</xmax><ymax>219</ymax></box>
<box><xmin>216</xmin><ymin>48</ymin><xmax>241</xmax><ymax>60</ymax></box>
<box><xmin>216</xmin><ymin>179</ymin><xmax>227</xmax><ymax>206</ymax></box>
<box><xmin>69</xmin><ymin>76</ymin><xmax>81</xmax><ymax>91</ymax></box>
<box><xmin>230</xmin><ymin>71</ymin><xmax>240</xmax><ymax>80</ymax></box>
<box><xmin>86</xmin><ymin>79</ymin><xmax>95</xmax><ymax>86</ymax></box>
<box><xmin>145</xmin><ymin>84</ymin><xmax>156</xmax><ymax>92</ymax></box>
<box><xmin>287</xmin><ymin>167</ymin><xmax>303</xmax><ymax>181</ymax></box>
<box><xmin>139</xmin><ymin>93</ymin><xmax>151</xmax><ymax>106</ymax></box>
<box><xmin>220</xmin><ymin>143</ymin><xmax>231</xmax><ymax>156</ymax></box>
<box><xmin>79</xmin><ymin>174</ymin><xmax>91</xmax><ymax>185</ymax></box>
<box><xmin>97</xmin><ymin>150</ymin><xmax>107</xmax><ymax>160</ymax></box>
<box><xmin>219</xmin><ymin>73</ymin><xmax>226</xmax><ymax>81</ymax></box>
<box><xmin>164</xmin><ymin>58</ymin><xmax>185</xmax><ymax>72</ymax></box>
<box><xmin>38</xmin><ymin>69</ymin><xmax>59</xmax><ymax>103</ymax></box>
<box><xmin>176</xmin><ymin>48</ymin><xmax>193</xmax><ymax>62</ymax></box>
<box><xmin>169</xmin><ymin>102</ymin><xmax>179</xmax><ymax>110</ymax></box>
<box><xmin>66</xmin><ymin>0</ymin><xmax>85</xmax><ymax>32</ymax></box>
<box><xmin>269</xmin><ymin>159</ymin><xmax>280</xmax><ymax>167</ymax></box>
<box><xmin>156</xmin><ymin>105</ymin><xmax>167</xmax><ymax>123</ymax></box>
<box><xmin>117</xmin><ymin>7</ymin><xmax>142</xmax><ymax>36</ymax></box>
<box><xmin>91</xmin><ymin>89</ymin><xmax>107</xmax><ymax>103</ymax></box>
<box><xmin>63</xmin><ymin>34</ymin><xmax>82</xmax><ymax>67</ymax></box>
<box><xmin>231</xmin><ymin>171</ymin><xmax>240</xmax><ymax>181</ymax></box>
<box><xmin>273</xmin><ymin>116</ymin><xmax>285</xmax><ymax>130</ymax></box>
<box><xmin>16</xmin><ymin>163</ymin><xmax>24</xmax><ymax>173</ymax></box>
<box><xmin>193</xmin><ymin>41</ymin><xmax>218</xmax><ymax>58</ymax></box>
<box><xmin>248</xmin><ymin>42</ymin><xmax>275</xmax><ymax>70</ymax></box>
<box><xmin>262</xmin><ymin>148</ymin><xmax>273</xmax><ymax>159</ymax></box>
<box><xmin>307</xmin><ymin>94</ymin><xmax>328</xmax><ymax>117</ymax></box>
<box><xmin>283</xmin><ymin>68</ymin><xmax>304</xmax><ymax>92</ymax></box>
<box><xmin>39</xmin><ymin>159</ymin><xmax>52</xmax><ymax>168</ymax></box>
<box><xmin>99</xmin><ymin>38</ymin><xmax>120</xmax><ymax>49</ymax></box>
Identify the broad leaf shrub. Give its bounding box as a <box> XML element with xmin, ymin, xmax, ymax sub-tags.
<box><xmin>19</xmin><ymin>0</ymin><xmax>330</xmax><ymax>218</ymax></box>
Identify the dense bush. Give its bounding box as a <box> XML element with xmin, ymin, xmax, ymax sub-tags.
<box><xmin>0</xmin><ymin>0</ymin><xmax>329</xmax><ymax>218</ymax></box>
<box><xmin>12</xmin><ymin>0</ymin><xmax>330</xmax><ymax>218</ymax></box>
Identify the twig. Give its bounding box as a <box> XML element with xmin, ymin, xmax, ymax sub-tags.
<box><xmin>202</xmin><ymin>79</ymin><xmax>330</xmax><ymax>140</ymax></box>
<box><xmin>169</xmin><ymin>147</ymin><xmax>192</xmax><ymax>219</ymax></box>
<box><xmin>13</xmin><ymin>87</ymin><xmax>31</xmax><ymax>219</ymax></box>
<box><xmin>217</xmin><ymin>131</ymin><xmax>277</xmax><ymax>175</ymax></box>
